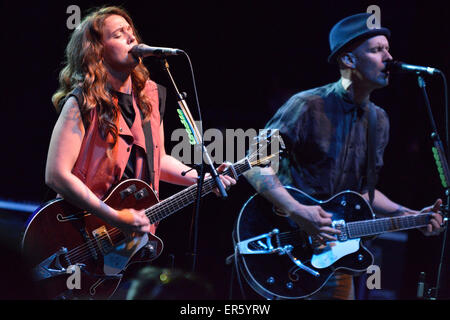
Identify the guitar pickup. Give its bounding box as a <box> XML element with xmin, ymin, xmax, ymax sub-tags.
<box><xmin>120</xmin><ymin>184</ymin><xmax>137</xmax><ymax>199</ymax></box>
<box><xmin>134</xmin><ymin>188</ymin><xmax>149</xmax><ymax>200</ymax></box>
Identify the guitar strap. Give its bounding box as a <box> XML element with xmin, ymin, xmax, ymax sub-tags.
<box><xmin>367</xmin><ymin>103</ymin><xmax>377</xmax><ymax>206</ymax></box>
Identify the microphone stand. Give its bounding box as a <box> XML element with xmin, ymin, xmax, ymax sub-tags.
<box><xmin>416</xmin><ymin>74</ymin><xmax>449</xmax><ymax>300</ymax></box>
<box><xmin>160</xmin><ymin>57</ymin><xmax>228</xmax><ymax>273</ymax></box>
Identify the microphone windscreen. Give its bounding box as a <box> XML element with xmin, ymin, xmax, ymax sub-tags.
<box><xmin>385</xmin><ymin>61</ymin><xmax>403</xmax><ymax>72</ymax></box>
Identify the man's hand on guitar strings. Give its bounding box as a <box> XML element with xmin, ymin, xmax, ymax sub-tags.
<box><xmin>287</xmin><ymin>204</ymin><xmax>341</xmax><ymax>245</ymax></box>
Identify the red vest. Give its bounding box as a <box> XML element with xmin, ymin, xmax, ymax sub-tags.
<box><xmin>72</xmin><ymin>80</ymin><xmax>161</xmax><ymax>199</ymax></box>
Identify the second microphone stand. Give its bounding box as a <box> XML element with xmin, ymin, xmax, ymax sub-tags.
<box><xmin>161</xmin><ymin>57</ymin><xmax>228</xmax><ymax>273</ymax></box>
<box><xmin>416</xmin><ymin>74</ymin><xmax>449</xmax><ymax>300</ymax></box>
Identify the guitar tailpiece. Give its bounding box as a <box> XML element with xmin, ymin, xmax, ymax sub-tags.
<box><xmin>236</xmin><ymin>229</ymin><xmax>280</xmax><ymax>255</ymax></box>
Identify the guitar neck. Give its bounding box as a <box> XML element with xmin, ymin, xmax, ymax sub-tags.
<box><xmin>346</xmin><ymin>213</ymin><xmax>431</xmax><ymax>238</ymax></box>
<box><xmin>146</xmin><ymin>158</ymin><xmax>252</xmax><ymax>224</ymax></box>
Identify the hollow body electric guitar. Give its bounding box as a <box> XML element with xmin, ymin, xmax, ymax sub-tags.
<box><xmin>234</xmin><ymin>186</ymin><xmax>433</xmax><ymax>300</ymax></box>
<box><xmin>21</xmin><ymin>143</ymin><xmax>277</xmax><ymax>300</ymax></box>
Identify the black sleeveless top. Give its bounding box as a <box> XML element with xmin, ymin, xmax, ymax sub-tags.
<box><xmin>114</xmin><ymin>91</ymin><xmax>137</xmax><ymax>180</ymax></box>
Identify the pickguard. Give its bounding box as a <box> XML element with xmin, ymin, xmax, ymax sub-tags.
<box><xmin>103</xmin><ymin>234</ymin><xmax>149</xmax><ymax>274</ymax></box>
<box><xmin>311</xmin><ymin>238</ymin><xmax>360</xmax><ymax>269</ymax></box>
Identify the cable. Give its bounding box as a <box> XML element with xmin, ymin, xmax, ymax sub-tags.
<box><xmin>437</xmin><ymin>71</ymin><xmax>448</xmax><ymax>162</ymax></box>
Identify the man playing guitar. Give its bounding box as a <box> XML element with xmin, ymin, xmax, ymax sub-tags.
<box><xmin>244</xmin><ymin>12</ymin><xmax>443</xmax><ymax>300</ymax></box>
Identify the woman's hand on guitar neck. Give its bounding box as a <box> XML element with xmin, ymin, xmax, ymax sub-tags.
<box><xmin>288</xmin><ymin>204</ymin><xmax>341</xmax><ymax>244</ymax></box>
<box><xmin>207</xmin><ymin>162</ymin><xmax>237</xmax><ymax>197</ymax></box>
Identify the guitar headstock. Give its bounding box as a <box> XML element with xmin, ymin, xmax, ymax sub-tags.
<box><xmin>247</xmin><ymin>129</ymin><xmax>285</xmax><ymax>168</ymax></box>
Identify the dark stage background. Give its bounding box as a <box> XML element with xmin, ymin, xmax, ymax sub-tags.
<box><xmin>0</xmin><ymin>0</ymin><xmax>449</xmax><ymax>300</ymax></box>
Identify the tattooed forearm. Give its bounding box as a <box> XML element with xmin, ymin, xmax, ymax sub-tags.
<box><xmin>388</xmin><ymin>205</ymin><xmax>406</xmax><ymax>216</ymax></box>
<box><xmin>380</xmin><ymin>205</ymin><xmax>407</xmax><ymax>216</ymax></box>
<box><xmin>364</xmin><ymin>190</ymin><xmax>414</xmax><ymax>217</ymax></box>
<box><xmin>244</xmin><ymin>167</ymin><xmax>282</xmax><ymax>193</ymax></box>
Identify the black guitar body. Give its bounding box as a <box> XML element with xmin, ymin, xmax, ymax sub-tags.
<box><xmin>234</xmin><ymin>187</ymin><xmax>375</xmax><ymax>299</ymax></box>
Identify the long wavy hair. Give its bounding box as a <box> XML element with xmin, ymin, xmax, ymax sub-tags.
<box><xmin>52</xmin><ymin>6</ymin><xmax>153</xmax><ymax>146</ymax></box>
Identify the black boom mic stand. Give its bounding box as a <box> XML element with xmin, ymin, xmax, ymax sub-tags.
<box><xmin>160</xmin><ymin>57</ymin><xmax>228</xmax><ymax>273</ymax></box>
<box><xmin>415</xmin><ymin>72</ymin><xmax>449</xmax><ymax>300</ymax></box>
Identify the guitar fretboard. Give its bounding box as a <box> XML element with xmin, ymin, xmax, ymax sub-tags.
<box><xmin>146</xmin><ymin>158</ymin><xmax>251</xmax><ymax>224</ymax></box>
<box><xmin>347</xmin><ymin>213</ymin><xmax>431</xmax><ymax>238</ymax></box>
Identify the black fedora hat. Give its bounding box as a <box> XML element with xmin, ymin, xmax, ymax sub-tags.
<box><xmin>328</xmin><ymin>13</ymin><xmax>390</xmax><ymax>63</ymax></box>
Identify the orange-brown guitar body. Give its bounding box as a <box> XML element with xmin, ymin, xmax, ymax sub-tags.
<box><xmin>21</xmin><ymin>179</ymin><xmax>162</xmax><ymax>299</ymax></box>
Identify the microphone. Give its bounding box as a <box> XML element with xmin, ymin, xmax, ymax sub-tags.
<box><xmin>386</xmin><ymin>61</ymin><xmax>440</xmax><ymax>75</ymax></box>
<box><xmin>130</xmin><ymin>44</ymin><xmax>183</xmax><ymax>58</ymax></box>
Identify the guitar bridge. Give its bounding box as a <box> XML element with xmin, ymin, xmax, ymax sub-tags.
<box><xmin>92</xmin><ymin>226</ymin><xmax>113</xmax><ymax>254</ymax></box>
